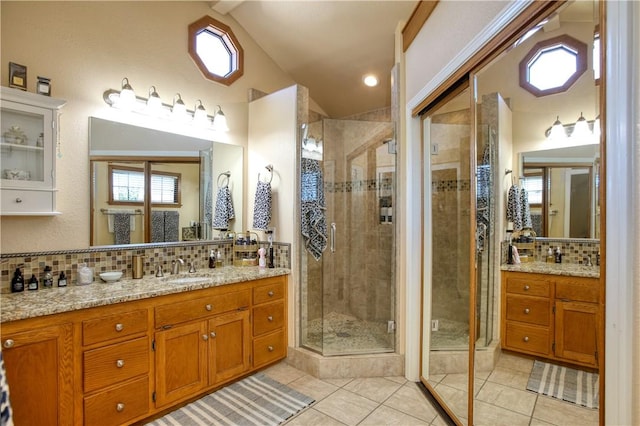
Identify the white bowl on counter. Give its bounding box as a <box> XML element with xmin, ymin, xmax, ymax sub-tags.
<box><xmin>99</xmin><ymin>271</ymin><xmax>123</xmax><ymax>282</ymax></box>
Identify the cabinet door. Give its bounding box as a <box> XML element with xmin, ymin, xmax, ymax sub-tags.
<box><xmin>154</xmin><ymin>321</ymin><xmax>207</xmax><ymax>408</ymax></box>
<box><xmin>208</xmin><ymin>310</ymin><xmax>251</xmax><ymax>385</ymax></box>
<box><xmin>555</xmin><ymin>300</ymin><xmax>599</xmax><ymax>367</ymax></box>
<box><xmin>1</xmin><ymin>323</ymin><xmax>74</xmax><ymax>425</ymax></box>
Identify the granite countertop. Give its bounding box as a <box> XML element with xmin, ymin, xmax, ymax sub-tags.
<box><xmin>0</xmin><ymin>267</ymin><xmax>290</xmax><ymax>324</ymax></box>
<box><xmin>501</xmin><ymin>262</ymin><xmax>599</xmax><ymax>279</ymax></box>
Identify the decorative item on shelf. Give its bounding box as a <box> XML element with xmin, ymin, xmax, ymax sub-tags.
<box><xmin>511</xmin><ymin>228</ymin><xmax>536</xmax><ymax>262</ymax></box>
<box><xmin>3</xmin><ymin>169</ymin><xmax>31</xmax><ymax>181</ymax></box>
<box><xmin>8</xmin><ymin>62</ymin><xmax>27</xmax><ymax>90</ymax></box>
<box><xmin>36</xmin><ymin>133</ymin><xmax>44</xmax><ymax>147</ymax></box>
<box><xmin>102</xmin><ymin>77</ymin><xmax>229</xmax><ymax>131</ymax></box>
<box><xmin>233</xmin><ymin>230</ymin><xmax>259</xmax><ymax>266</ymax></box>
<box><xmin>36</xmin><ymin>76</ymin><xmax>51</xmax><ymax>96</ymax></box>
<box><xmin>3</xmin><ymin>126</ymin><xmax>27</xmax><ymax>145</ymax></box>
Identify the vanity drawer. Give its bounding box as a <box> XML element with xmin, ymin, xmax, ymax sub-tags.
<box><xmin>253</xmin><ymin>329</ymin><xmax>286</xmax><ymax>368</ymax></box>
<box><xmin>253</xmin><ymin>277</ymin><xmax>285</xmax><ymax>305</ymax></box>
<box><xmin>83</xmin><ymin>309</ymin><xmax>148</xmax><ymax>346</ymax></box>
<box><xmin>556</xmin><ymin>277</ymin><xmax>599</xmax><ymax>303</ymax></box>
<box><xmin>504</xmin><ymin>322</ymin><xmax>549</xmax><ymax>356</ymax></box>
<box><xmin>252</xmin><ymin>301</ymin><xmax>285</xmax><ymax>336</ymax></box>
<box><xmin>505</xmin><ymin>295</ymin><xmax>550</xmax><ymax>326</ymax></box>
<box><xmin>84</xmin><ymin>376</ymin><xmax>149</xmax><ymax>425</ymax></box>
<box><xmin>505</xmin><ymin>275</ymin><xmax>550</xmax><ymax>297</ymax></box>
<box><xmin>155</xmin><ymin>289</ymin><xmax>250</xmax><ymax>327</ymax></box>
<box><xmin>83</xmin><ymin>337</ymin><xmax>150</xmax><ymax>393</ymax></box>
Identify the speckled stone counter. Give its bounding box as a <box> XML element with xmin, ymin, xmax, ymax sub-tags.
<box><xmin>501</xmin><ymin>262</ymin><xmax>599</xmax><ymax>279</ymax></box>
<box><xmin>0</xmin><ymin>267</ymin><xmax>290</xmax><ymax>323</ymax></box>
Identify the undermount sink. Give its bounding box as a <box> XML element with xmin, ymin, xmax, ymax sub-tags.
<box><xmin>164</xmin><ymin>276</ymin><xmax>210</xmax><ymax>285</ymax></box>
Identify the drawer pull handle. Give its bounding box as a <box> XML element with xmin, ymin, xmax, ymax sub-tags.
<box><xmin>15</xmin><ymin>198</ymin><xmax>22</xmax><ymax>203</ymax></box>
<box><xmin>268</xmin><ymin>345</ymin><xmax>274</xmax><ymax>352</ymax></box>
<box><xmin>116</xmin><ymin>359</ymin><xmax>125</xmax><ymax>368</ymax></box>
<box><xmin>267</xmin><ymin>316</ymin><xmax>274</xmax><ymax>322</ymax></box>
<box><xmin>268</xmin><ymin>291</ymin><xmax>274</xmax><ymax>297</ymax></box>
<box><xmin>205</xmin><ymin>304</ymin><xmax>212</xmax><ymax>311</ymax></box>
<box><xmin>524</xmin><ymin>308</ymin><xmax>530</xmax><ymax>314</ymax></box>
<box><xmin>116</xmin><ymin>403</ymin><xmax>125</xmax><ymax>412</ymax></box>
<box><xmin>523</xmin><ymin>336</ymin><xmax>529</xmax><ymax>342</ymax></box>
<box><xmin>3</xmin><ymin>339</ymin><xmax>14</xmax><ymax>349</ymax></box>
<box><xmin>210</xmin><ymin>332</ymin><xmax>216</xmax><ymax>338</ymax></box>
<box><xmin>524</xmin><ymin>285</ymin><xmax>530</xmax><ymax>291</ymax></box>
<box><xmin>203</xmin><ymin>334</ymin><xmax>209</xmax><ymax>341</ymax></box>
<box><xmin>115</xmin><ymin>323</ymin><xmax>124</xmax><ymax>332</ymax></box>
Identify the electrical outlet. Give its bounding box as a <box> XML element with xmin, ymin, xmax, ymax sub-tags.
<box><xmin>431</xmin><ymin>143</ymin><xmax>439</xmax><ymax>155</ymax></box>
<box><xmin>387</xmin><ymin>320</ymin><xmax>396</xmax><ymax>333</ymax></box>
<box><xmin>431</xmin><ymin>319</ymin><xmax>439</xmax><ymax>332</ymax></box>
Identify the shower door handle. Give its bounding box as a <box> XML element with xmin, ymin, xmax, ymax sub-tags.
<box><xmin>330</xmin><ymin>223</ymin><xmax>336</xmax><ymax>253</ymax></box>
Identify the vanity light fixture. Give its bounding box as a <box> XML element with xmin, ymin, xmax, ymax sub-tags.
<box><xmin>571</xmin><ymin>112</ymin><xmax>591</xmax><ymax>140</ymax></box>
<box><xmin>103</xmin><ymin>78</ymin><xmax>229</xmax><ymax>131</ymax></box>
<box><xmin>548</xmin><ymin>116</ymin><xmax>567</xmax><ymax>141</ymax></box>
<box><xmin>544</xmin><ymin>113</ymin><xmax>599</xmax><ymax>142</ymax></box>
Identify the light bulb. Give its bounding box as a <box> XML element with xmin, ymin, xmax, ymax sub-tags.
<box><xmin>571</xmin><ymin>112</ymin><xmax>591</xmax><ymax>140</ymax></box>
<box><xmin>212</xmin><ymin>105</ymin><xmax>229</xmax><ymax>132</ymax></box>
<box><xmin>548</xmin><ymin>116</ymin><xmax>567</xmax><ymax>141</ymax></box>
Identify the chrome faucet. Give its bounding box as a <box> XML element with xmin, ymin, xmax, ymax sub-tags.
<box><xmin>188</xmin><ymin>261</ymin><xmax>197</xmax><ymax>273</ymax></box>
<box><xmin>585</xmin><ymin>255</ymin><xmax>593</xmax><ymax>267</ymax></box>
<box><xmin>172</xmin><ymin>258</ymin><xmax>185</xmax><ymax>274</ymax></box>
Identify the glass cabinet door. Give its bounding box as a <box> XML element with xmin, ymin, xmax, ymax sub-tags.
<box><xmin>1</xmin><ymin>101</ymin><xmax>54</xmax><ymax>189</ymax></box>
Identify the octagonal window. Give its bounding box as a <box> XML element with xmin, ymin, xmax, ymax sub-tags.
<box><xmin>189</xmin><ymin>16</ymin><xmax>244</xmax><ymax>86</ymax></box>
<box><xmin>519</xmin><ymin>35</ymin><xmax>587</xmax><ymax>97</ymax></box>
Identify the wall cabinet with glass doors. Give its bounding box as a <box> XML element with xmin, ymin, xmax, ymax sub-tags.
<box><xmin>0</xmin><ymin>86</ymin><xmax>65</xmax><ymax>215</ymax></box>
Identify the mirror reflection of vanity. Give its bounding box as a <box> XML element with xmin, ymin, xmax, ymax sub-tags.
<box><xmin>89</xmin><ymin>117</ymin><xmax>243</xmax><ymax>247</ymax></box>
<box><xmin>521</xmin><ymin>143</ymin><xmax>600</xmax><ymax>239</ymax></box>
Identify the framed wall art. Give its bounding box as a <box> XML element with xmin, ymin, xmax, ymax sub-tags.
<box><xmin>9</xmin><ymin>62</ymin><xmax>27</xmax><ymax>90</ymax></box>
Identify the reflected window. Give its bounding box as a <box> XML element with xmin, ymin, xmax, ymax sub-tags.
<box><xmin>188</xmin><ymin>16</ymin><xmax>244</xmax><ymax>86</ymax></box>
<box><xmin>109</xmin><ymin>165</ymin><xmax>181</xmax><ymax>206</ymax></box>
<box><xmin>519</xmin><ymin>34</ymin><xmax>587</xmax><ymax>97</ymax></box>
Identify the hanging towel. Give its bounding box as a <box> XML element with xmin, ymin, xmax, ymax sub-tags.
<box><xmin>300</xmin><ymin>158</ymin><xmax>327</xmax><ymax>260</ymax></box>
<box><xmin>164</xmin><ymin>211</ymin><xmax>180</xmax><ymax>242</ymax></box>
<box><xmin>204</xmin><ymin>180</ymin><xmax>213</xmax><ymax>231</ymax></box>
<box><xmin>252</xmin><ymin>180</ymin><xmax>272</xmax><ymax>230</ymax></box>
<box><xmin>506</xmin><ymin>184</ymin><xmax>523</xmax><ymax>231</ymax></box>
<box><xmin>212</xmin><ymin>186</ymin><xmax>235</xmax><ymax>230</ymax></box>
<box><xmin>113</xmin><ymin>213</ymin><xmax>131</xmax><ymax>245</ymax></box>
<box><xmin>520</xmin><ymin>186</ymin><xmax>533</xmax><ymax>229</ymax></box>
<box><xmin>107</xmin><ymin>209</ymin><xmax>136</xmax><ymax>233</ymax></box>
<box><xmin>151</xmin><ymin>211</ymin><xmax>165</xmax><ymax>243</ymax></box>
<box><xmin>0</xmin><ymin>350</ymin><xmax>13</xmax><ymax>426</ymax></box>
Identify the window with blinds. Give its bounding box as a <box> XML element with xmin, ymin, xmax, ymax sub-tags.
<box><xmin>109</xmin><ymin>165</ymin><xmax>180</xmax><ymax>206</ymax></box>
<box><xmin>522</xmin><ymin>174</ymin><xmax>543</xmax><ymax>205</ymax></box>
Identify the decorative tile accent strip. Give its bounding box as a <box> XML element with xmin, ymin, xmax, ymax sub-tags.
<box><xmin>501</xmin><ymin>238</ymin><xmax>600</xmax><ymax>266</ymax></box>
<box><xmin>432</xmin><ymin>179</ymin><xmax>471</xmax><ymax>192</ymax></box>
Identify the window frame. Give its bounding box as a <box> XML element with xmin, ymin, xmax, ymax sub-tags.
<box><xmin>519</xmin><ymin>34</ymin><xmax>588</xmax><ymax>97</ymax></box>
<box><xmin>108</xmin><ymin>164</ymin><xmax>182</xmax><ymax>208</ymax></box>
<box><xmin>188</xmin><ymin>16</ymin><xmax>244</xmax><ymax>86</ymax></box>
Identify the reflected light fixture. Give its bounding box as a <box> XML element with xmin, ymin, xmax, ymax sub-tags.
<box><xmin>571</xmin><ymin>112</ymin><xmax>591</xmax><ymax>140</ymax></box>
<box><xmin>593</xmin><ymin>115</ymin><xmax>601</xmax><ymax>140</ymax></box>
<box><xmin>544</xmin><ymin>113</ymin><xmax>600</xmax><ymax>142</ymax></box>
<box><xmin>363</xmin><ymin>74</ymin><xmax>378</xmax><ymax>87</ymax></box>
<box><xmin>101</xmin><ymin>78</ymin><xmax>229</xmax><ymax>132</ymax></box>
<box><xmin>548</xmin><ymin>116</ymin><xmax>567</xmax><ymax>141</ymax></box>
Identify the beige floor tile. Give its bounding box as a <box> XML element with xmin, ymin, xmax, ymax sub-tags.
<box><xmin>285</xmin><ymin>408</ymin><xmax>347</xmax><ymax>426</ymax></box>
<box><xmin>323</xmin><ymin>377</ymin><xmax>353</xmax><ymax>387</ymax></box>
<box><xmin>475</xmin><ymin>381</ymin><xmax>537</xmax><ymax>416</ymax></box>
<box><xmin>384</xmin><ymin>375</ymin><xmax>408</xmax><ymax>384</ymax></box>
<box><xmin>359</xmin><ymin>405</ymin><xmax>429</xmax><ymax>426</ymax></box>
<box><xmin>473</xmin><ymin>399</ymin><xmax>531</xmax><ymax>426</ymax></box>
<box><xmin>432</xmin><ymin>383</ymin><xmax>468</xmax><ymax>423</ymax></box>
<box><xmin>313</xmin><ymin>389</ymin><xmax>379</xmax><ymax>425</ymax></box>
<box><xmin>496</xmin><ymin>352</ymin><xmax>535</xmax><ymax>374</ymax></box>
<box><xmin>384</xmin><ymin>383</ymin><xmax>440</xmax><ymax>423</ymax></box>
<box><xmin>529</xmin><ymin>418</ymin><xmax>555</xmax><ymax>426</ymax></box>
<box><xmin>427</xmin><ymin>373</ymin><xmax>446</xmax><ymax>384</ymax></box>
<box><xmin>532</xmin><ymin>395</ymin><xmax>599</xmax><ymax>426</ymax></box>
<box><xmin>262</xmin><ymin>362</ymin><xmax>307</xmax><ymax>384</ymax></box>
<box><xmin>430</xmin><ymin>414</ymin><xmax>452</xmax><ymax>426</ymax></box>
<box><xmin>287</xmin><ymin>374</ymin><xmax>339</xmax><ymax>402</ymax></box>
<box><xmin>486</xmin><ymin>365</ymin><xmax>531</xmax><ymax>390</ymax></box>
<box><xmin>343</xmin><ymin>377</ymin><xmax>403</xmax><ymax>403</ymax></box>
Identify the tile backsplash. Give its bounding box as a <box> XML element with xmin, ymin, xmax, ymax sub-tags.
<box><xmin>501</xmin><ymin>238</ymin><xmax>600</xmax><ymax>265</ymax></box>
<box><xmin>1</xmin><ymin>241</ymin><xmax>291</xmax><ymax>293</ymax></box>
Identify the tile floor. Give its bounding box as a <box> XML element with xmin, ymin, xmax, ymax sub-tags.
<box><xmin>263</xmin><ymin>353</ymin><xmax>600</xmax><ymax>426</ymax></box>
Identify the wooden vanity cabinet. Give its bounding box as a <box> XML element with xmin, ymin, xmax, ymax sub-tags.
<box><xmin>501</xmin><ymin>271</ymin><xmax>601</xmax><ymax>369</ymax></box>
<box><xmin>1</xmin><ymin>320</ymin><xmax>74</xmax><ymax>425</ymax></box>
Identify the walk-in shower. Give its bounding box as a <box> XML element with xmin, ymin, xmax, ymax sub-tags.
<box><xmin>299</xmin><ymin>118</ymin><xmax>396</xmax><ymax>356</ymax></box>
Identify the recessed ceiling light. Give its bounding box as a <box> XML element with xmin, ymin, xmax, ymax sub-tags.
<box><xmin>363</xmin><ymin>75</ymin><xmax>378</xmax><ymax>87</ymax></box>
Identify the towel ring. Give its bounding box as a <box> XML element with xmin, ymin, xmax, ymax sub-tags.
<box><xmin>217</xmin><ymin>171</ymin><xmax>230</xmax><ymax>188</ymax></box>
<box><xmin>259</xmin><ymin>164</ymin><xmax>273</xmax><ymax>184</ymax></box>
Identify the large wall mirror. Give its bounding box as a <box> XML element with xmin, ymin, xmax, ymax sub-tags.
<box><xmin>89</xmin><ymin>117</ymin><xmax>243</xmax><ymax>247</ymax></box>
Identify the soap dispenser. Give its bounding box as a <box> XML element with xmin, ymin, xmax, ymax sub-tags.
<box><xmin>209</xmin><ymin>249</ymin><xmax>216</xmax><ymax>269</ymax></box>
<box><xmin>554</xmin><ymin>246</ymin><xmax>563</xmax><ymax>263</ymax></box>
<box><xmin>11</xmin><ymin>268</ymin><xmax>24</xmax><ymax>293</ymax></box>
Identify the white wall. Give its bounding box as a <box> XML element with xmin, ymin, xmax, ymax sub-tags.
<box><xmin>0</xmin><ymin>1</ymin><xmax>296</xmax><ymax>253</ymax></box>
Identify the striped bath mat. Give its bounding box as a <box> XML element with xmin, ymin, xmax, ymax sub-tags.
<box><xmin>148</xmin><ymin>373</ymin><xmax>314</xmax><ymax>425</ymax></box>
<box><xmin>526</xmin><ymin>360</ymin><xmax>599</xmax><ymax>409</ymax></box>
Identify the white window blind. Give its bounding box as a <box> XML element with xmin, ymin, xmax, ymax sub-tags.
<box><xmin>112</xmin><ymin>169</ymin><xmax>178</xmax><ymax>204</ymax></box>
<box><xmin>523</xmin><ymin>175</ymin><xmax>543</xmax><ymax>204</ymax></box>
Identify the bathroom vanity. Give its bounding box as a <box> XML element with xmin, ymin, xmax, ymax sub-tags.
<box><xmin>501</xmin><ymin>264</ymin><xmax>601</xmax><ymax>369</ymax></box>
<box><xmin>0</xmin><ymin>268</ymin><xmax>288</xmax><ymax>425</ymax></box>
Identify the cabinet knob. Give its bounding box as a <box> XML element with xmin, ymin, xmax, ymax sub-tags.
<box><xmin>205</xmin><ymin>304</ymin><xmax>212</xmax><ymax>311</ymax></box>
<box><xmin>3</xmin><ymin>339</ymin><xmax>14</xmax><ymax>349</ymax></box>
<box><xmin>267</xmin><ymin>316</ymin><xmax>274</xmax><ymax>322</ymax></box>
<box><xmin>116</xmin><ymin>403</ymin><xmax>125</xmax><ymax>412</ymax></box>
<box><xmin>524</xmin><ymin>308</ymin><xmax>530</xmax><ymax>314</ymax></box>
<box><xmin>523</xmin><ymin>336</ymin><xmax>529</xmax><ymax>342</ymax></box>
<box><xmin>210</xmin><ymin>332</ymin><xmax>216</xmax><ymax>338</ymax></box>
<box><xmin>116</xmin><ymin>359</ymin><xmax>125</xmax><ymax>368</ymax></box>
<box><xmin>203</xmin><ymin>334</ymin><xmax>209</xmax><ymax>341</ymax></box>
<box><xmin>524</xmin><ymin>285</ymin><xmax>530</xmax><ymax>291</ymax></box>
<box><xmin>267</xmin><ymin>345</ymin><xmax>274</xmax><ymax>352</ymax></box>
<box><xmin>15</xmin><ymin>198</ymin><xmax>22</xmax><ymax>203</ymax></box>
<box><xmin>115</xmin><ymin>323</ymin><xmax>124</xmax><ymax>332</ymax></box>
<box><xmin>268</xmin><ymin>291</ymin><xmax>274</xmax><ymax>297</ymax></box>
